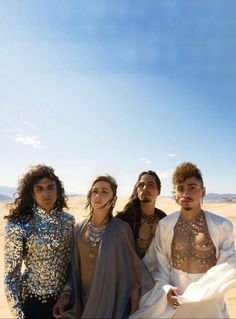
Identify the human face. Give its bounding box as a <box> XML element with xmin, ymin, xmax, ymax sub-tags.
<box><xmin>33</xmin><ymin>177</ymin><xmax>57</xmax><ymax>212</ymax></box>
<box><xmin>136</xmin><ymin>174</ymin><xmax>160</xmax><ymax>204</ymax></box>
<box><xmin>91</xmin><ymin>181</ymin><xmax>115</xmax><ymax>213</ymax></box>
<box><xmin>175</xmin><ymin>177</ymin><xmax>205</xmax><ymax>211</ymax></box>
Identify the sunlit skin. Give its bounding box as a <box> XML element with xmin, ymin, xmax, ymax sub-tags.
<box><xmin>32</xmin><ymin>177</ymin><xmax>57</xmax><ymax>212</ymax></box>
<box><xmin>136</xmin><ymin>174</ymin><xmax>160</xmax><ymax>215</ymax></box>
<box><xmin>175</xmin><ymin>177</ymin><xmax>206</xmax><ymax>220</ymax></box>
<box><xmin>90</xmin><ymin>181</ymin><xmax>117</xmax><ymax>227</ymax></box>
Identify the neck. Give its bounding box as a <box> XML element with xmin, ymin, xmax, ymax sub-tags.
<box><xmin>91</xmin><ymin>210</ymin><xmax>109</xmax><ymax>227</ymax></box>
<box><xmin>140</xmin><ymin>202</ymin><xmax>155</xmax><ymax>215</ymax></box>
<box><xmin>181</xmin><ymin>206</ymin><xmax>202</xmax><ymax>221</ymax></box>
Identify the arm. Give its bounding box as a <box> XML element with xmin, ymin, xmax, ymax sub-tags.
<box><xmin>130</xmin><ymin>288</ymin><xmax>140</xmax><ymax>314</ymax></box>
<box><xmin>143</xmin><ymin>221</ymin><xmax>172</xmax><ymax>292</ymax></box>
<box><xmin>4</xmin><ymin>222</ymin><xmax>25</xmax><ymax>319</ymax></box>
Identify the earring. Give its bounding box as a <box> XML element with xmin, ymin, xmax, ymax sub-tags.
<box><xmin>32</xmin><ymin>199</ymin><xmax>37</xmax><ymax>211</ymax></box>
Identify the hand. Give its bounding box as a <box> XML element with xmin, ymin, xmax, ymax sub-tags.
<box><xmin>167</xmin><ymin>287</ymin><xmax>180</xmax><ymax>309</ymax></box>
<box><xmin>53</xmin><ymin>293</ymin><xmax>71</xmax><ymax>318</ymax></box>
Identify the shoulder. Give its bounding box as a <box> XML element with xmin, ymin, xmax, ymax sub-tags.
<box><xmin>158</xmin><ymin>211</ymin><xmax>181</xmax><ymax>226</ymax></box>
<box><xmin>58</xmin><ymin>211</ymin><xmax>75</xmax><ymax>223</ymax></box>
<box><xmin>5</xmin><ymin>220</ymin><xmax>26</xmax><ymax>238</ymax></box>
<box><xmin>155</xmin><ymin>208</ymin><xmax>167</xmax><ymax>218</ymax></box>
<box><xmin>111</xmin><ymin>217</ymin><xmax>131</xmax><ymax>230</ymax></box>
<box><xmin>109</xmin><ymin>217</ymin><xmax>133</xmax><ymax>238</ymax></box>
<box><xmin>116</xmin><ymin>207</ymin><xmax>134</xmax><ymax>220</ymax></box>
<box><xmin>204</xmin><ymin>210</ymin><xmax>233</xmax><ymax>229</ymax></box>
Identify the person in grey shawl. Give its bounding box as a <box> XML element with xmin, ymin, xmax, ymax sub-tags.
<box><xmin>53</xmin><ymin>175</ymin><xmax>154</xmax><ymax>319</ymax></box>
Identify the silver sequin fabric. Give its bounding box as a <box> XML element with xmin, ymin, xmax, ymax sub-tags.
<box><xmin>4</xmin><ymin>207</ymin><xmax>75</xmax><ymax>319</ymax></box>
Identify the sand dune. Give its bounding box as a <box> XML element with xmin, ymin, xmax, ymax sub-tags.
<box><xmin>1</xmin><ymin>197</ymin><xmax>236</xmax><ymax>318</ymax></box>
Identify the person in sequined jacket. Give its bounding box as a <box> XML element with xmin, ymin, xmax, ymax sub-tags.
<box><xmin>4</xmin><ymin>164</ymin><xmax>75</xmax><ymax>319</ymax></box>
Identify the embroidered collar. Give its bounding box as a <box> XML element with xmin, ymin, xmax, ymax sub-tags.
<box><xmin>34</xmin><ymin>205</ymin><xmax>58</xmax><ymax>217</ymax></box>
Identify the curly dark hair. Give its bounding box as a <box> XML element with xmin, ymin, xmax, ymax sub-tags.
<box><xmin>122</xmin><ymin>170</ymin><xmax>161</xmax><ymax>212</ymax></box>
<box><xmin>172</xmin><ymin>162</ymin><xmax>204</xmax><ymax>188</ymax></box>
<box><xmin>85</xmin><ymin>175</ymin><xmax>117</xmax><ymax>219</ymax></box>
<box><xmin>5</xmin><ymin>164</ymin><xmax>68</xmax><ymax>223</ymax></box>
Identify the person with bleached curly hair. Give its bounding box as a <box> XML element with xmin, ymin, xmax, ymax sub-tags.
<box><xmin>130</xmin><ymin>162</ymin><xmax>236</xmax><ymax>319</ymax></box>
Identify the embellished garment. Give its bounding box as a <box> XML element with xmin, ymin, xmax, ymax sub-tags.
<box><xmin>116</xmin><ymin>205</ymin><xmax>166</xmax><ymax>258</ymax></box>
<box><xmin>4</xmin><ymin>206</ymin><xmax>75</xmax><ymax>319</ymax></box>
<box><xmin>136</xmin><ymin>211</ymin><xmax>163</xmax><ymax>258</ymax></box>
<box><xmin>130</xmin><ymin>210</ymin><xmax>236</xmax><ymax>319</ymax></box>
<box><xmin>62</xmin><ymin>217</ymin><xmax>154</xmax><ymax>319</ymax></box>
<box><xmin>171</xmin><ymin>210</ymin><xmax>216</xmax><ymax>273</ymax></box>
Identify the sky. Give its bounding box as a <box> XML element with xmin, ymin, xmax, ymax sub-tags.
<box><xmin>0</xmin><ymin>0</ymin><xmax>236</xmax><ymax>196</ymax></box>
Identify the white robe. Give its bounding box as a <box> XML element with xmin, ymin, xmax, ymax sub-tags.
<box><xmin>130</xmin><ymin>210</ymin><xmax>236</xmax><ymax>319</ymax></box>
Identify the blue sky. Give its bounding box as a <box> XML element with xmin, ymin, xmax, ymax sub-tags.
<box><xmin>1</xmin><ymin>0</ymin><xmax>236</xmax><ymax>196</ymax></box>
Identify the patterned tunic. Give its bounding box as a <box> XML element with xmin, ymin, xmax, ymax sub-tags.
<box><xmin>4</xmin><ymin>207</ymin><xmax>75</xmax><ymax>319</ymax></box>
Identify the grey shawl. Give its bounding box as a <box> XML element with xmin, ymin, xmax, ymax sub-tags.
<box><xmin>63</xmin><ymin>217</ymin><xmax>154</xmax><ymax>319</ymax></box>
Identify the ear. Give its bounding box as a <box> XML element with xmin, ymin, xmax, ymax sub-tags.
<box><xmin>112</xmin><ymin>196</ymin><xmax>118</xmax><ymax>206</ymax></box>
<box><xmin>202</xmin><ymin>187</ymin><xmax>206</xmax><ymax>197</ymax></box>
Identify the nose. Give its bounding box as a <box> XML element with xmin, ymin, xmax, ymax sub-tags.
<box><xmin>182</xmin><ymin>190</ymin><xmax>190</xmax><ymax>197</ymax></box>
<box><xmin>95</xmin><ymin>192</ymin><xmax>101</xmax><ymax>198</ymax></box>
<box><xmin>41</xmin><ymin>189</ymin><xmax>51</xmax><ymax>197</ymax></box>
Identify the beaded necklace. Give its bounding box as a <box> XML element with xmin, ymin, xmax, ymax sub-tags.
<box><xmin>87</xmin><ymin>222</ymin><xmax>106</xmax><ymax>258</ymax></box>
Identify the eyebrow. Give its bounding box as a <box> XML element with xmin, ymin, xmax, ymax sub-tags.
<box><xmin>34</xmin><ymin>182</ymin><xmax>56</xmax><ymax>187</ymax></box>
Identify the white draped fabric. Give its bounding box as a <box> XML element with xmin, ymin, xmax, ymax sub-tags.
<box><xmin>129</xmin><ymin>211</ymin><xmax>236</xmax><ymax>319</ymax></box>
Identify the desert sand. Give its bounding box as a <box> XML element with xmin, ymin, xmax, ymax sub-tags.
<box><xmin>0</xmin><ymin>197</ymin><xmax>236</xmax><ymax>318</ymax></box>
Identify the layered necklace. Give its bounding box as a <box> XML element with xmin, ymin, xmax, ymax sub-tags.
<box><xmin>141</xmin><ymin>210</ymin><xmax>160</xmax><ymax>224</ymax></box>
<box><xmin>87</xmin><ymin>222</ymin><xmax>106</xmax><ymax>258</ymax></box>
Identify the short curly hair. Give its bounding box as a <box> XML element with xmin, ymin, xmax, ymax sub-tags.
<box><xmin>172</xmin><ymin>162</ymin><xmax>204</xmax><ymax>187</ymax></box>
<box><xmin>5</xmin><ymin>164</ymin><xmax>68</xmax><ymax>223</ymax></box>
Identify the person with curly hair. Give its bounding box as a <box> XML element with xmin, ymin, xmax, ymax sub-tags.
<box><xmin>130</xmin><ymin>162</ymin><xmax>236</xmax><ymax>319</ymax></box>
<box><xmin>53</xmin><ymin>175</ymin><xmax>154</xmax><ymax>319</ymax></box>
<box><xmin>116</xmin><ymin>171</ymin><xmax>166</xmax><ymax>258</ymax></box>
<box><xmin>4</xmin><ymin>164</ymin><xmax>75</xmax><ymax>319</ymax></box>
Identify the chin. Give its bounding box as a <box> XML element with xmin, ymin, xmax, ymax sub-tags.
<box><xmin>141</xmin><ymin>199</ymin><xmax>151</xmax><ymax>203</ymax></box>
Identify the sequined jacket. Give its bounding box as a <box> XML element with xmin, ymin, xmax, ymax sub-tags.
<box><xmin>4</xmin><ymin>207</ymin><xmax>75</xmax><ymax>319</ymax></box>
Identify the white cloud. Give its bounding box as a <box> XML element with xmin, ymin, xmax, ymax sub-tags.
<box><xmin>157</xmin><ymin>169</ymin><xmax>173</xmax><ymax>179</ymax></box>
<box><xmin>139</xmin><ymin>157</ymin><xmax>151</xmax><ymax>164</ymax></box>
<box><xmin>12</xmin><ymin>133</ymin><xmax>42</xmax><ymax>149</ymax></box>
<box><xmin>168</xmin><ymin>153</ymin><xmax>178</xmax><ymax>158</ymax></box>
<box><xmin>23</xmin><ymin>121</ymin><xmax>39</xmax><ymax>131</ymax></box>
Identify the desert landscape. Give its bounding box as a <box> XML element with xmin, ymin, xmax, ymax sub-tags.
<box><xmin>0</xmin><ymin>196</ymin><xmax>236</xmax><ymax>318</ymax></box>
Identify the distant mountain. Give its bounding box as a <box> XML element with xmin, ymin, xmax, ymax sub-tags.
<box><xmin>205</xmin><ymin>193</ymin><xmax>236</xmax><ymax>202</ymax></box>
<box><xmin>0</xmin><ymin>186</ymin><xmax>16</xmax><ymax>198</ymax></box>
<box><xmin>0</xmin><ymin>193</ymin><xmax>12</xmax><ymax>201</ymax></box>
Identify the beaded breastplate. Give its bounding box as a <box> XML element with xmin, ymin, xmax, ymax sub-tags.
<box><xmin>136</xmin><ymin>211</ymin><xmax>161</xmax><ymax>258</ymax></box>
<box><xmin>171</xmin><ymin>211</ymin><xmax>216</xmax><ymax>273</ymax></box>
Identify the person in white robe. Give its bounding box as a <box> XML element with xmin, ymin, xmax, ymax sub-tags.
<box><xmin>130</xmin><ymin>162</ymin><xmax>236</xmax><ymax>319</ymax></box>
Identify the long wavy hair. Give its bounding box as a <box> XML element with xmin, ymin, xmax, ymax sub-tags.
<box><xmin>85</xmin><ymin>175</ymin><xmax>117</xmax><ymax>219</ymax></box>
<box><xmin>121</xmin><ymin>170</ymin><xmax>161</xmax><ymax>212</ymax></box>
<box><xmin>5</xmin><ymin>164</ymin><xmax>68</xmax><ymax>223</ymax></box>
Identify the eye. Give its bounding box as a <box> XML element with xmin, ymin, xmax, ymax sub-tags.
<box><xmin>48</xmin><ymin>184</ymin><xmax>56</xmax><ymax>191</ymax></box>
<box><xmin>137</xmin><ymin>182</ymin><xmax>144</xmax><ymax>188</ymax></box>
